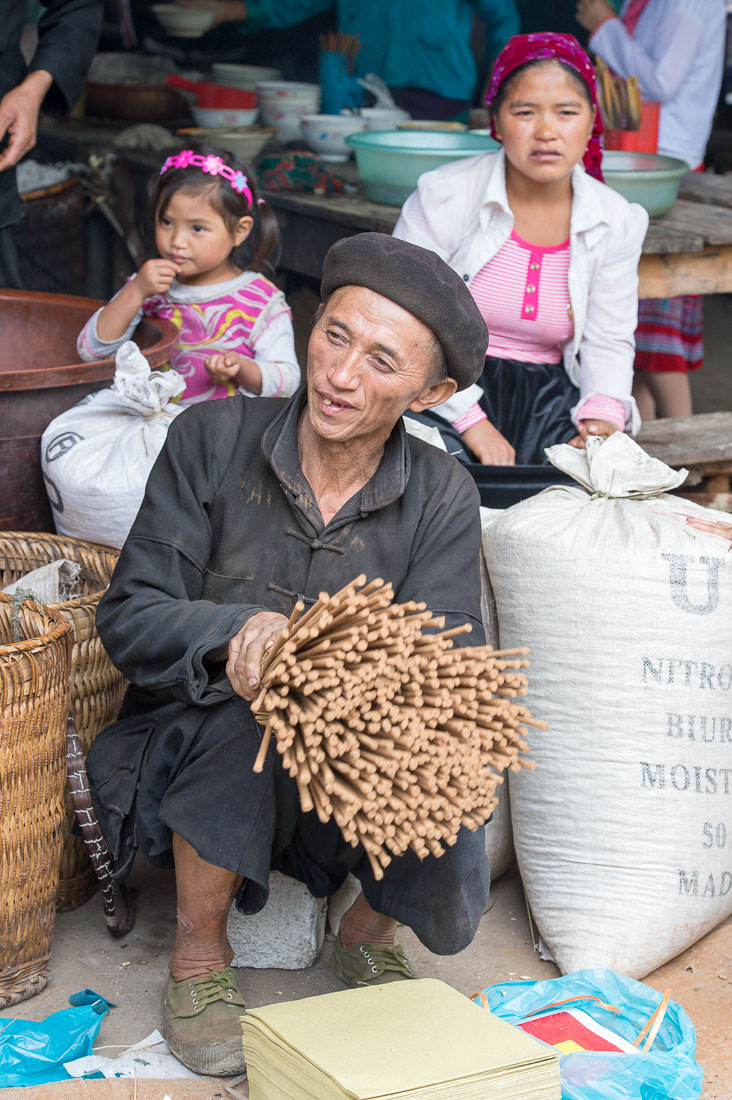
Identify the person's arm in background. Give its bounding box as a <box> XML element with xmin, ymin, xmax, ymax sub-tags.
<box><xmin>0</xmin><ymin>0</ymin><xmax>102</xmax><ymax>173</ymax></box>
<box><xmin>471</xmin><ymin>0</ymin><xmax>521</xmax><ymax>95</ymax></box>
<box><xmin>576</xmin><ymin>0</ymin><xmax>703</xmax><ymax>103</ymax></box>
<box><xmin>175</xmin><ymin>0</ymin><xmax>331</xmax><ymax>30</ymax></box>
<box><xmin>571</xmin><ymin>201</ymin><xmax>648</xmax><ymax>438</ymax></box>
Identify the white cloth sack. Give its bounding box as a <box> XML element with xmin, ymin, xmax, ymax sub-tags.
<box><xmin>482</xmin><ymin>432</ymin><xmax>732</xmax><ymax>978</ymax></box>
<box><xmin>41</xmin><ymin>341</ymin><xmax>185</xmax><ymax>550</ymax></box>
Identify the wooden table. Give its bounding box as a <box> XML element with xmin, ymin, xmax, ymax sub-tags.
<box><xmin>637</xmin><ymin>411</ymin><xmax>732</xmax><ymax>511</ymax></box>
<box><xmin>35</xmin><ymin>117</ymin><xmax>732</xmax><ymax>300</ymax></box>
<box><xmin>263</xmin><ymin>170</ymin><xmax>732</xmax><ymax>299</ymax></box>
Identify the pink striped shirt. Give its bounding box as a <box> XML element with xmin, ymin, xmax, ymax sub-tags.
<box><xmin>464</xmin><ymin>231</ymin><xmax>627</xmax><ymax>431</ymax></box>
<box><xmin>471</xmin><ymin>230</ymin><xmax>573</xmax><ymax>364</ymax></box>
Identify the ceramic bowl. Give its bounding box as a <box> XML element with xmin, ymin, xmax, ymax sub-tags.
<box><xmin>350</xmin><ymin>106</ymin><xmax>410</xmax><ymax>131</ymax></box>
<box><xmin>151</xmin><ymin>4</ymin><xmax>216</xmax><ymax>37</ymax></box>
<box><xmin>179</xmin><ymin>126</ymin><xmax>278</xmax><ymax>162</ymax></box>
<box><xmin>192</xmin><ymin>105</ymin><xmax>259</xmax><ymax>128</ymax></box>
<box><xmin>300</xmin><ymin>114</ymin><xmax>366</xmax><ymax>162</ymax></box>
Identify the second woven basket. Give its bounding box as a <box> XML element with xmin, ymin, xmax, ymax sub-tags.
<box><xmin>0</xmin><ymin>595</ymin><xmax>71</xmax><ymax>1008</ymax></box>
<box><xmin>0</xmin><ymin>533</ymin><xmax>125</xmax><ymax>911</ymax></box>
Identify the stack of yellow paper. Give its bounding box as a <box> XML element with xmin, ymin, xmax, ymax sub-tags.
<box><xmin>241</xmin><ymin>978</ymin><xmax>561</xmax><ymax>1100</ymax></box>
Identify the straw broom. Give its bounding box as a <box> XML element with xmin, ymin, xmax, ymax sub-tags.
<box><xmin>251</xmin><ymin>576</ymin><xmax>543</xmax><ymax>880</ymax></box>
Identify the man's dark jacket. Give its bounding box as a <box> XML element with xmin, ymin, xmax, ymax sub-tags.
<box><xmin>88</xmin><ymin>392</ymin><xmax>485</xmax><ymax>882</ymax></box>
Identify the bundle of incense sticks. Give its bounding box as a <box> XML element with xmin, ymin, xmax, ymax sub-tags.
<box><xmin>595</xmin><ymin>58</ymin><xmax>642</xmax><ymax>131</ymax></box>
<box><xmin>319</xmin><ymin>30</ymin><xmax>362</xmax><ymax>73</ymax></box>
<box><xmin>251</xmin><ymin>575</ymin><xmax>543</xmax><ymax>880</ymax></box>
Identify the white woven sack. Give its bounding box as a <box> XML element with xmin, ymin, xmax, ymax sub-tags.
<box><xmin>482</xmin><ymin>433</ymin><xmax>732</xmax><ymax>978</ymax></box>
<box><xmin>41</xmin><ymin>342</ymin><xmax>185</xmax><ymax>549</ymax></box>
<box><xmin>480</xmin><ymin>507</ymin><xmax>516</xmax><ymax>880</ymax></box>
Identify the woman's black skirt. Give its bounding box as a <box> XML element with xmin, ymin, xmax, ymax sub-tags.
<box><xmin>475</xmin><ymin>356</ymin><xmax>579</xmax><ymax>465</ymax></box>
<box><xmin>404</xmin><ymin>356</ymin><xmax>579</xmax><ymax>508</ymax></box>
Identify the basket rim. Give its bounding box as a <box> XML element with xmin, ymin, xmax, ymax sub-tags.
<box><xmin>0</xmin><ymin>531</ymin><xmax>119</xmax><ymax>612</ymax></box>
<box><xmin>0</xmin><ymin>595</ymin><xmax>71</xmax><ymax>656</ymax></box>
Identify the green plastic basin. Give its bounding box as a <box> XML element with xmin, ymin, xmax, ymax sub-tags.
<box><xmin>601</xmin><ymin>151</ymin><xmax>688</xmax><ymax>217</ymax></box>
<box><xmin>345</xmin><ymin>130</ymin><xmax>500</xmax><ymax>207</ymax></box>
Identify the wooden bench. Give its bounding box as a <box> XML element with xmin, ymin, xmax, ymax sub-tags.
<box><xmin>637</xmin><ymin>411</ymin><xmax>732</xmax><ymax>512</ymax></box>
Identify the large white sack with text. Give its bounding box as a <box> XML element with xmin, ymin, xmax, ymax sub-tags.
<box><xmin>482</xmin><ymin>433</ymin><xmax>732</xmax><ymax>977</ymax></box>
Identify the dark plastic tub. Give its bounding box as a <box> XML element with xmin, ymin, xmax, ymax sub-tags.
<box><xmin>464</xmin><ymin>463</ymin><xmax>574</xmax><ymax>510</ymax></box>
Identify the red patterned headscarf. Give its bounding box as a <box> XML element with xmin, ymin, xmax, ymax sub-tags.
<box><xmin>485</xmin><ymin>32</ymin><xmax>604</xmax><ymax>183</ymax></box>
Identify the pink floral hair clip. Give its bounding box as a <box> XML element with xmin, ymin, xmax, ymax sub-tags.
<box><xmin>160</xmin><ymin>150</ymin><xmax>254</xmax><ymax>208</ymax></box>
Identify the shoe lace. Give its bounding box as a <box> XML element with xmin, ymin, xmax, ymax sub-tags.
<box><xmin>188</xmin><ymin>970</ymin><xmax>238</xmax><ymax>1010</ymax></box>
<box><xmin>358</xmin><ymin>943</ymin><xmax>416</xmax><ymax>978</ymax></box>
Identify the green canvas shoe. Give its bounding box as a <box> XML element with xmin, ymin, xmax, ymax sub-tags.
<box><xmin>331</xmin><ymin>932</ymin><xmax>419</xmax><ymax>988</ymax></box>
<box><xmin>163</xmin><ymin>967</ymin><xmax>247</xmax><ymax>1076</ymax></box>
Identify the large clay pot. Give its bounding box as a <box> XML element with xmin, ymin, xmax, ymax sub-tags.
<box><xmin>0</xmin><ymin>290</ymin><xmax>178</xmax><ymax>531</ymax></box>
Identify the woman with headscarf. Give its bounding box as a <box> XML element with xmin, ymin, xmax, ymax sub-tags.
<box><xmin>394</xmin><ymin>32</ymin><xmax>649</xmax><ymax>466</ymax></box>
<box><xmin>576</xmin><ymin>0</ymin><xmax>726</xmax><ymax>421</ymax></box>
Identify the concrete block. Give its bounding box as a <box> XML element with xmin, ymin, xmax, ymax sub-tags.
<box><xmin>227</xmin><ymin>871</ymin><xmax>327</xmax><ymax>970</ymax></box>
<box><xmin>327</xmin><ymin>874</ymin><xmax>361</xmax><ymax>936</ymax></box>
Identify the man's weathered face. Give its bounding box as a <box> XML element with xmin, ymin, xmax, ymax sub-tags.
<box><xmin>306</xmin><ymin>285</ymin><xmax>450</xmax><ymax>447</ymax></box>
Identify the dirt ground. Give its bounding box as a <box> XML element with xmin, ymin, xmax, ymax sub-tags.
<box><xmin>8</xmin><ymin>298</ymin><xmax>732</xmax><ymax>1099</ymax></box>
<box><xmin>9</xmin><ymin>856</ymin><xmax>732</xmax><ymax>1100</ymax></box>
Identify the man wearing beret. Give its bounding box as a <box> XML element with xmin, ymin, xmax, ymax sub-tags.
<box><xmin>87</xmin><ymin>233</ymin><xmax>492</xmax><ymax>1076</ymax></box>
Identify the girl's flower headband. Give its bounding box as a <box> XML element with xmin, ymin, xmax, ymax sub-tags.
<box><xmin>160</xmin><ymin>150</ymin><xmax>254</xmax><ymax>208</ymax></box>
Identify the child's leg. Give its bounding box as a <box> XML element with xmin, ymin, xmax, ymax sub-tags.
<box><xmin>643</xmin><ymin>372</ymin><xmax>693</xmax><ymax>419</ymax></box>
<box><xmin>632</xmin><ymin>373</ymin><xmax>656</xmax><ymax>421</ymax></box>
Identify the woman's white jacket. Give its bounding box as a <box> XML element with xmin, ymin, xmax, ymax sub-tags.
<box><xmin>393</xmin><ymin>148</ymin><xmax>649</xmax><ymax>432</ymax></box>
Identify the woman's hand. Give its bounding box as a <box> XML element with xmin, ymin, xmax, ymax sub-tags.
<box><xmin>461</xmin><ymin>420</ymin><xmax>516</xmax><ymax>466</ymax></box>
<box><xmin>576</xmin><ymin>0</ymin><xmax>617</xmax><ymax>35</ymax></box>
<box><xmin>227</xmin><ymin>611</ymin><xmax>289</xmax><ymax>700</ymax></box>
<box><xmin>175</xmin><ymin>0</ymin><xmax>247</xmax><ymax>25</ymax></box>
<box><xmin>135</xmin><ymin>258</ymin><xmax>181</xmax><ymax>299</ymax></box>
<box><xmin>568</xmin><ymin>418</ymin><xmax>619</xmax><ymax>449</ymax></box>
<box><xmin>685</xmin><ymin>516</ymin><xmax>732</xmax><ymax>549</ymax></box>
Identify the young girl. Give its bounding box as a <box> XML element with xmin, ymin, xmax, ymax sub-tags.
<box><xmin>78</xmin><ymin>145</ymin><xmax>300</xmax><ymax>403</ymax></box>
<box><xmin>394</xmin><ymin>33</ymin><xmax>649</xmax><ymax>466</ymax></box>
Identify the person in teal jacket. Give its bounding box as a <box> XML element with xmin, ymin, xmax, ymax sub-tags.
<box><xmin>177</xmin><ymin>0</ymin><xmax>520</xmax><ymax>118</ymax></box>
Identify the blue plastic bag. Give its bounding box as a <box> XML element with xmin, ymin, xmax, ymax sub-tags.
<box><xmin>476</xmin><ymin>969</ymin><xmax>703</xmax><ymax>1100</ymax></box>
<box><xmin>0</xmin><ymin>989</ymin><xmax>112</xmax><ymax>1088</ymax></box>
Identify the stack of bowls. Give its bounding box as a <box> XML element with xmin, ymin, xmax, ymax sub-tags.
<box><xmin>166</xmin><ymin>75</ymin><xmax>259</xmax><ymax>128</ymax></box>
<box><xmin>213</xmin><ymin>63</ymin><xmax>282</xmax><ymax>91</ymax></box>
<box><xmin>256</xmin><ymin>81</ymin><xmax>321</xmax><ymax>143</ymax></box>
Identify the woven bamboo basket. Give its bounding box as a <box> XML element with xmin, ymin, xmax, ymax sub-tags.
<box><xmin>0</xmin><ymin>595</ymin><xmax>71</xmax><ymax>1008</ymax></box>
<box><xmin>0</xmin><ymin>534</ymin><xmax>125</xmax><ymax>911</ymax></box>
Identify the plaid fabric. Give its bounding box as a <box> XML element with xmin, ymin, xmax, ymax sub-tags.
<box><xmin>634</xmin><ymin>294</ymin><xmax>704</xmax><ymax>373</ymax></box>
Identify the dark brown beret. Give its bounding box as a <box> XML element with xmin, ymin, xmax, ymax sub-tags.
<box><xmin>320</xmin><ymin>233</ymin><xmax>488</xmax><ymax>391</ymax></box>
